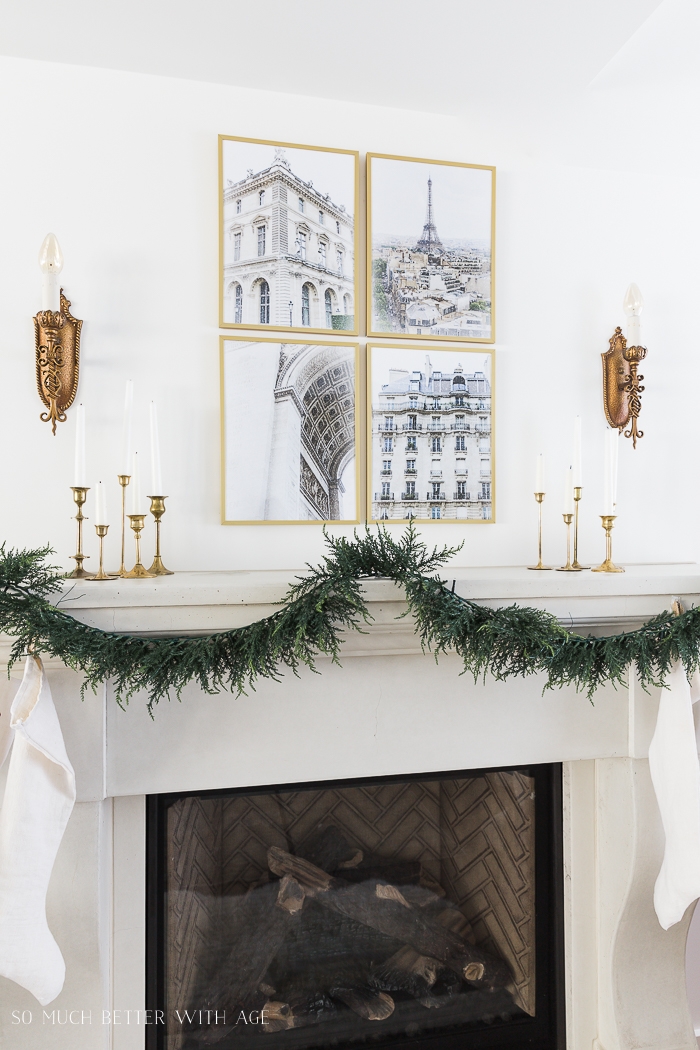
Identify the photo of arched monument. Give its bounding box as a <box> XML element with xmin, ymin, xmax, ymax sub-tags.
<box><xmin>221</xmin><ymin>338</ymin><xmax>359</xmax><ymax>522</ymax></box>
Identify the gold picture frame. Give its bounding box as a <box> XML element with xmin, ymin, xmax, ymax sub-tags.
<box><xmin>219</xmin><ymin>136</ymin><xmax>360</xmax><ymax>336</ymax></box>
<box><xmin>367</xmin><ymin>343</ymin><xmax>495</xmax><ymax>524</ymax></box>
<box><xmin>220</xmin><ymin>335</ymin><xmax>361</xmax><ymax>525</ymax></box>
<box><xmin>366</xmin><ymin>153</ymin><xmax>496</xmax><ymax>344</ymax></box>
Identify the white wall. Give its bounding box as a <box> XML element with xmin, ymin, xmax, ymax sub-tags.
<box><xmin>0</xmin><ymin>52</ymin><xmax>698</xmax><ymax>573</ymax></box>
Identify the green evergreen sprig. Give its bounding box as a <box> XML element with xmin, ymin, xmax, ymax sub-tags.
<box><xmin>0</xmin><ymin>527</ymin><xmax>697</xmax><ymax>714</ymax></box>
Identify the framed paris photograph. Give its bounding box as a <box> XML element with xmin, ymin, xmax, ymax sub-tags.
<box><xmin>367</xmin><ymin>344</ymin><xmax>495</xmax><ymax>523</ymax></box>
<box><xmin>367</xmin><ymin>153</ymin><xmax>495</xmax><ymax>342</ymax></box>
<box><xmin>221</xmin><ymin>336</ymin><xmax>360</xmax><ymax>524</ymax></box>
<box><xmin>219</xmin><ymin>136</ymin><xmax>359</xmax><ymax>335</ymax></box>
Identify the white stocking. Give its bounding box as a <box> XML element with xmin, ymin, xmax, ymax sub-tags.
<box><xmin>0</xmin><ymin>656</ymin><xmax>75</xmax><ymax>1004</ymax></box>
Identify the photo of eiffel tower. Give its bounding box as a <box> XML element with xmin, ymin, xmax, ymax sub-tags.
<box><xmin>415</xmin><ymin>177</ymin><xmax>444</xmax><ymax>255</ymax></box>
<box><xmin>369</xmin><ymin>153</ymin><xmax>494</xmax><ymax>341</ymax></box>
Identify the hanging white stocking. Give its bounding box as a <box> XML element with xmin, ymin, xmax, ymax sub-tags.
<box><xmin>0</xmin><ymin>655</ymin><xmax>75</xmax><ymax>1004</ymax></box>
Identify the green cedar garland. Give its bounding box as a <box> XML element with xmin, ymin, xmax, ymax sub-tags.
<box><xmin>0</xmin><ymin>526</ymin><xmax>698</xmax><ymax>714</ymax></box>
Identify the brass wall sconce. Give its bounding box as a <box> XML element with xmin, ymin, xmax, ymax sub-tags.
<box><xmin>601</xmin><ymin>284</ymin><xmax>646</xmax><ymax>449</ymax></box>
<box><xmin>34</xmin><ymin>234</ymin><xmax>82</xmax><ymax>435</ymax></box>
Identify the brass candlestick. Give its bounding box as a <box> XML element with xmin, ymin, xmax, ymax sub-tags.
<box><xmin>527</xmin><ymin>492</ymin><xmax>552</xmax><ymax>570</ymax></box>
<box><xmin>147</xmin><ymin>496</ymin><xmax>174</xmax><ymax>576</ymax></box>
<box><xmin>592</xmin><ymin>514</ymin><xmax>624</xmax><ymax>573</ymax></box>
<box><xmin>557</xmin><ymin>512</ymin><xmax>581</xmax><ymax>571</ymax></box>
<box><xmin>88</xmin><ymin>525</ymin><xmax>113</xmax><ymax>581</ymax></box>
<box><xmin>116</xmin><ymin>475</ymin><xmax>130</xmax><ymax>577</ymax></box>
<box><xmin>572</xmin><ymin>487</ymin><xmax>589</xmax><ymax>570</ymax></box>
<box><xmin>67</xmin><ymin>486</ymin><xmax>94</xmax><ymax>578</ymax></box>
<box><xmin>123</xmin><ymin>515</ymin><xmax>156</xmax><ymax>578</ymax></box>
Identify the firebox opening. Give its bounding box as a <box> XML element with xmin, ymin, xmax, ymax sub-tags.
<box><xmin>146</xmin><ymin>763</ymin><xmax>564</xmax><ymax>1050</ymax></box>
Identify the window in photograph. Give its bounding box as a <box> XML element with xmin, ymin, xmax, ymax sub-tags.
<box><xmin>259</xmin><ymin>281</ymin><xmax>270</xmax><ymax>324</ymax></box>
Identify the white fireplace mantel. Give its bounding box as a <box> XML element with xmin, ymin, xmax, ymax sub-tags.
<box><xmin>1</xmin><ymin>563</ymin><xmax>699</xmax><ymax>1050</ymax></box>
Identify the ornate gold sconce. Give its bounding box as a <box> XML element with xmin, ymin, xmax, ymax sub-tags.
<box><xmin>601</xmin><ymin>285</ymin><xmax>646</xmax><ymax>449</ymax></box>
<box><xmin>34</xmin><ymin>235</ymin><xmax>82</xmax><ymax>435</ymax></box>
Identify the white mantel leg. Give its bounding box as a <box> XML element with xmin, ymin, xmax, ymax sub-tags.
<box><xmin>595</xmin><ymin>757</ymin><xmax>697</xmax><ymax>1050</ymax></box>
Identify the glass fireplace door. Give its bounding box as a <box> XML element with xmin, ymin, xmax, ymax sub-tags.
<box><xmin>147</xmin><ymin>765</ymin><xmax>563</xmax><ymax>1050</ymax></box>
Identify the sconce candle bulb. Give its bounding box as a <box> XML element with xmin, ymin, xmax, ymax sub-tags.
<box><xmin>38</xmin><ymin>233</ymin><xmax>63</xmax><ymax>312</ymax></box>
<box><xmin>623</xmin><ymin>283</ymin><xmax>643</xmax><ymax>347</ymax></box>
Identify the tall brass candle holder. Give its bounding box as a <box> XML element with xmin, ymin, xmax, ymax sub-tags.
<box><xmin>68</xmin><ymin>486</ymin><xmax>94</xmax><ymax>579</ymax></box>
<box><xmin>89</xmin><ymin>525</ymin><xmax>113</xmax><ymax>581</ymax></box>
<box><xmin>527</xmin><ymin>492</ymin><xmax>552</xmax><ymax>570</ymax></box>
<box><xmin>572</xmin><ymin>487</ymin><xmax>589</xmax><ymax>570</ymax></box>
<box><xmin>557</xmin><ymin>512</ymin><xmax>581</xmax><ymax>572</ymax></box>
<box><xmin>147</xmin><ymin>496</ymin><xmax>174</xmax><ymax>576</ymax></box>
<box><xmin>123</xmin><ymin>515</ymin><xmax>156</xmax><ymax>579</ymax></box>
<box><xmin>592</xmin><ymin>515</ymin><xmax>624</xmax><ymax>573</ymax></box>
<box><xmin>116</xmin><ymin>475</ymin><xmax>130</xmax><ymax>577</ymax></box>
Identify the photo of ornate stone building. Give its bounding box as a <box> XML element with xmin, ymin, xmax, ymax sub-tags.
<box><xmin>222</xmin><ymin>338</ymin><xmax>358</xmax><ymax>522</ymax></box>
<box><xmin>221</xmin><ymin>139</ymin><xmax>357</xmax><ymax>333</ymax></box>
<box><xmin>368</xmin><ymin>154</ymin><xmax>494</xmax><ymax>342</ymax></box>
<box><xmin>368</xmin><ymin>346</ymin><xmax>493</xmax><ymax>522</ymax></box>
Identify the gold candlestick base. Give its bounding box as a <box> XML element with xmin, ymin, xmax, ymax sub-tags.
<box><xmin>88</xmin><ymin>524</ymin><xmax>116</xmax><ymax>580</ymax></box>
<box><xmin>592</xmin><ymin>514</ymin><xmax>624</xmax><ymax>573</ymax></box>
<box><xmin>527</xmin><ymin>492</ymin><xmax>552</xmax><ymax>569</ymax></box>
<box><xmin>123</xmin><ymin>514</ymin><xmax>156</xmax><ymax>578</ymax></box>
<box><xmin>572</xmin><ymin>487</ymin><xmax>590</xmax><ymax>570</ymax></box>
<box><xmin>557</xmin><ymin>512</ymin><xmax>582</xmax><ymax>571</ymax></box>
<box><xmin>147</xmin><ymin>496</ymin><xmax>174</xmax><ymax>575</ymax></box>
<box><xmin>67</xmin><ymin>486</ymin><xmax>94</xmax><ymax>579</ymax></box>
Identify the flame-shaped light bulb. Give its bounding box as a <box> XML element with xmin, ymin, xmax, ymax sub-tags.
<box><xmin>39</xmin><ymin>234</ymin><xmax>63</xmax><ymax>312</ymax></box>
<box><xmin>623</xmin><ymin>283</ymin><xmax>643</xmax><ymax>317</ymax></box>
<box><xmin>622</xmin><ymin>283</ymin><xmax>643</xmax><ymax>347</ymax></box>
<box><xmin>38</xmin><ymin>233</ymin><xmax>64</xmax><ymax>274</ymax></box>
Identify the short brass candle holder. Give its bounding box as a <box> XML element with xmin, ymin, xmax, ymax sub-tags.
<box><xmin>88</xmin><ymin>525</ymin><xmax>113</xmax><ymax>581</ymax></box>
<box><xmin>147</xmin><ymin>496</ymin><xmax>174</xmax><ymax>576</ymax></box>
<box><xmin>572</xmin><ymin>487</ymin><xmax>589</xmax><ymax>570</ymax></box>
<box><xmin>557</xmin><ymin>512</ymin><xmax>581</xmax><ymax>572</ymax></box>
<box><xmin>115</xmin><ymin>475</ymin><xmax>131</xmax><ymax>577</ymax></box>
<box><xmin>123</xmin><ymin>514</ymin><xmax>156</xmax><ymax>579</ymax></box>
<box><xmin>592</xmin><ymin>514</ymin><xmax>624</xmax><ymax>573</ymax></box>
<box><xmin>527</xmin><ymin>492</ymin><xmax>552</xmax><ymax>570</ymax></box>
<box><xmin>67</xmin><ymin>486</ymin><xmax>94</xmax><ymax>579</ymax></box>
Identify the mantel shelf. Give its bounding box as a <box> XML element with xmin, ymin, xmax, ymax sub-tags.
<box><xmin>51</xmin><ymin>562</ymin><xmax>700</xmax><ymax>637</ymax></box>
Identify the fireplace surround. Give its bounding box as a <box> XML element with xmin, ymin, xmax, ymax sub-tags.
<box><xmin>146</xmin><ymin>764</ymin><xmax>564</xmax><ymax>1050</ymax></box>
<box><xmin>1</xmin><ymin>564</ymin><xmax>699</xmax><ymax>1050</ymax></box>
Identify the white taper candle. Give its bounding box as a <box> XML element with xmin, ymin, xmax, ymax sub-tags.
<box><xmin>149</xmin><ymin>402</ymin><xmax>163</xmax><ymax>495</ymax></box>
<box><xmin>564</xmin><ymin>466</ymin><xmax>574</xmax><ymax>514</ymax></box>
<box><xmin>95</xmin><ymin>481</ymin><xmax>108</xmax><ymax>526</ymax></box>
<box><xmin>573</xmin><ymin>416</ymin><xmax>582</xmax><ymax>488</ymax></box>
<box><xmin>74</xmin><ymin>404</ymin><xmax>86</xmax><ymax>487</ymax></box>
<box><xmin>120</xmin><ymin>380</ymin><xmax>134</xmax><ymax>476</ymax></box>
<box><xmin>603</xmin><ymin>431</ymin><xmax>613</xmax><ymax>516</ymax></box>
<box><xmin>129</xmin><ymin>452</ymin><xmax>143</xmax><ymax>515</ymax></box>
<box><xmin>535</xmin><ymin>454</ymin><xmax>545</xmax><ymax>493</ymax></box>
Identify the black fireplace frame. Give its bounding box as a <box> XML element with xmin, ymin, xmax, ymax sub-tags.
<box><xmin>146</xmin><ymin>762</ymin><xmax>565</xmax><ymax>1050</ymax></box>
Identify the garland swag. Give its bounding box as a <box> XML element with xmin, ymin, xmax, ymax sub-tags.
<box><xmin>0</xmin><ymin>526</ymin><xmax>698</xmax><ymax>714</ymax></box>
